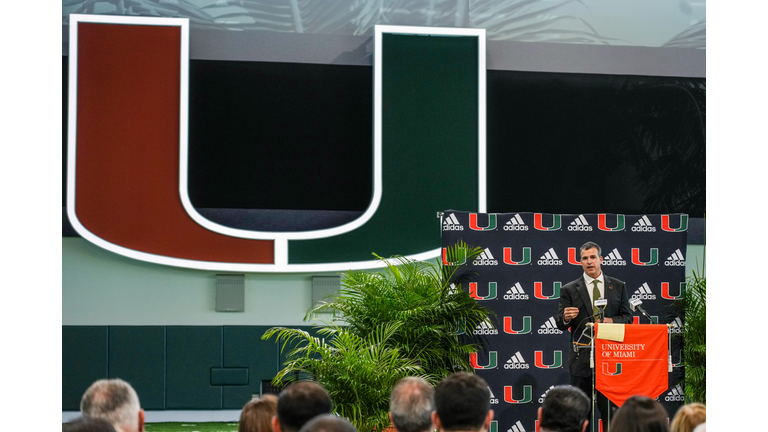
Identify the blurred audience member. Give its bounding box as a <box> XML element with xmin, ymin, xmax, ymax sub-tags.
<box><xmin>298</xmin><ymin>414</ymin><xmax>357</xmax><ymax>432</ymax></box>
<box><xmin>670</xmin><ymin>403</ymin><xmax>705</xmax><ymax>432</ymax></box>
<box><xmin>80</xmin><ymin>378</ymin><xmax>145</xmax><ymax>432</ymax></box>
<box><xmin>432</xmin><ymin>372</ymin><xmax>494</xmax><ymax>432</ymax></box>
<box><xmin>64</xmin><ymin>416</ymin><xmax>117</xmax><ymax>432</ymax></box>
<box><xmin>240</xmin><ymin>394</ymin><xmax>278</xmax><ymax>432</ymax></box>
<box><xmin>272</xmin><ymin>381</ymin><xmax>333</xmax><ymax>432</ymax></box>
<box><xmin>610</xmin><ymin>396</ymin><xmax>669</xmax><ymax>432</ymax></box>
<box><xmin>389</xmin><ymin>377</ymin><xmax>435</xmax><ymax>432</ymax></box>
<box><xmin>538</xmin><ymin>386</ymin><xmax>590</xmax><ymax>432</ymax></box>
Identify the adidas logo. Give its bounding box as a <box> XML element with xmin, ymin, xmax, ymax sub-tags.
<box><xmin>537</xmin><ymin>248</ymin><xmax>563</xmax><ymax>265</ymax></box>
<box><xmin>442</xmin><ymin>213</ymin><xmax>464</xmax><ymax>231</ymax></box>
<box><xmin>504</xmin><ymin>351</ymin><xmax>530</xmax><ymax>370</ymax></box>
<box><xmin>488</xmin><ymin>386</ymin><xmax>499</xmax><ymax>405</ymax></box>
<box><xmin>508</xmin><ymin>421</ymin><xmax>527</xmax><ymax>432</ymax></box>
<box><xmin>504</xmin><ymin>282</ymin><xmax>529</xmax><ymax>300</ymax></box>
<box><xmin>664</xmin><ymin>249</ymin><xmax>686</xmax><ymax>267</ymax></box>
<box><xmin>473</xmin><ymin>248</ymin><xmax>499</xmax><ymax>266</ymax></box>
<box><xmin>504</xmin><ymin>214</ymin><xmax>529</xmax><ymax>231</ymax></box>
<box><xmin>631</xmin><ymin>215</ymin><xmax>657</xmax><ymax>232</ymax></box>
<box><xmin>668</xmin><ymin>317</ymin><xmax>683</xmax><ymax>334</ymax></box>
<box><xmin>603</xmin><ymin>248</ymin><xmax>627</xmax><ymax>266</ymax></box>
<box><xmin>632</xmin><ymin>283</ymin><xmax>657</xmax><ymax>300</ymax></box>
<box><xmin>538</xmin><ymin>317</ymin><xmax>563</xmax><ymax>335</ymax></box>
<box><xmin>473</xmin><ymin>320</ymin><xmax>499</xmax><ymax>336</ymax></box>
<box><xmin>538</xmin><ymin>386</ymin><xmax>556</xmax><ymax>403</ymax></box>
<box><xmin>567</xmin><ymin>214</ymin><xmax>593</xmax><ymax>231</ymax></box>
<box><xmin>665</xmin><ymin>384</ymin><xmax>685</xmax><ymax>402</ymax></box>
<box><xmin>488</xmin><ymin>386</ymin><xmax>500</xmax><ymax>404</ymax></box>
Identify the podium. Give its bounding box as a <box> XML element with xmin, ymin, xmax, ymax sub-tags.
<box><xmin>581</xmin><ymin>323</ymin><xmax>671</xmax><ymax>432</ymax></box>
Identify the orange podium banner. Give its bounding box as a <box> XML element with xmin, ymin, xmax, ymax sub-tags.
<box><xmin>595</xmin><ymin>324</ymin><xmax>669</xmax><ymax>407</ymax></box>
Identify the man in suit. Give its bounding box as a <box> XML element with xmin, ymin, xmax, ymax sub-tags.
<box><xmin>556</xmin><ymin>241</ymin><xmax>632</xmax><ymax>432</ymax></box>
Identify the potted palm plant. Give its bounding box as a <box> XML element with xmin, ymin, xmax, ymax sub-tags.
<box><xmin>671</xmin><ymin>269</ymin><xmax>706</xmax><ymax>403</ymax></box>
<box><xmin>262</xmin><ymin>241</ymin><xmax>494</xmax><ymax>432</ymax></box>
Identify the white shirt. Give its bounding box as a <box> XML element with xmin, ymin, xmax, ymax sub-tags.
<box><xmin>583</xmin><ymin>271</ymin><xmax>605</xmax><ymax>306</ymax></box>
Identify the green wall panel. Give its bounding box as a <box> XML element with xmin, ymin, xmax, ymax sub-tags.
<box><xmin>221</xmin><ymin>326</ymin><xmax>279</xmax><ymax>409</ymax></box>
<box><xmin>62</xmin><ymin>326</ymin><xmax>108</xmax><ymax>411</ymax></box>
<box><xmin>166</xmin><ymin>326</ymin><xmax>223</xmax><ymax>409</ymax></box>
<box><xmin>108</xmin><ymin>326</ymin><xmax>166</xmax><ymax>410</ymax></box>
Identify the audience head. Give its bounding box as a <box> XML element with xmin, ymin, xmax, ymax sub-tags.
<box><xmin>433</xmin><ymin>372</ymin><xmax>493</xmax><ymax>432</ymax></box>
<box><xmin>538</xmin><ymin>386</ymin><xmax>590</xmax><ymax>432</ymax></box>
<box><xmin>64</xmin><ymin>416</ymin><xmax>117</xmax><ymax>432</ymax></box>
<box><xmin>273</xmin><ymin>381</ymin><xmax>333</xmax><ymax>432</ymax></box>
<box><xmin>610</xmin><ymin>396</ymin><xmax>669</xmax><ymax>432</ymax></box>
<box><xmin>239</xmin><ymin>394</ymin><xmax>278</xmax><ymax>432</ymax></box>
<box><xmin>298</xmin><ymin>414</ymin><xmax>358</xmax><ymax>432</ymax></box>
<box><xmin>80</xmin><ymin>378</ymin><xmax>144</xmax><ymax>432</ymax></box>
<box><xmin>670</xmin><ymin>403</ymin><xmax>705</xmax><ymax>432</ymax></box>
<box><xmin>389</xmin><ymin>377</ymin><xmax>435</xmax><ymax>432</ymax></box>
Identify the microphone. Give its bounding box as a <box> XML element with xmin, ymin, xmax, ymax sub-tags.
<box><xmin>629</xmin><ymin>298</ymin><xmax>654</xmax><ymax>322</ymax></box>
<box><xmin>594</xmin><ymin>298</ymin><xmax>607</xmax><ymax>322</ymax></box>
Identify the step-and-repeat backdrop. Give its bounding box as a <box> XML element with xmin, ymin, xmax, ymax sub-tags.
<box><xmin>442</xmin><ymin>211</ymin><xmax>688</xmax><ymax>432</ymax></box>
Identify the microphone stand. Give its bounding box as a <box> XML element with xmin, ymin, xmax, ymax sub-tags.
<box><xmin>636</xmin><ymin>305</ymin><xmax>653</xmax><ymax>323</ymax></box>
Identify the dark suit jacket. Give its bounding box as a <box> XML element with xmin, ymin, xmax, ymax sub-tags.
<box><xmin>556</xmin><ymin>274</ymin><xmax>633</xmax><ymax>377</ymax></box>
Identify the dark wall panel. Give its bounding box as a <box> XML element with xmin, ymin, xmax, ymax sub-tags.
<box><xmin>108</xmin><ymin>326</ymin><xmax>166</xmax><ymax>410</ymax></box>
<box><xmin>62</xmin><ymin>326</ymin><xmax>108</xmax><ymax>410</ymax></box>
<box><xmin>166</xmin><ymin>326</ymin><xmax>223</xmax><ymax>409</ymax></box>
<box><xmin>221</xmin><ymin>326</ymin><xmax>279</xmax><ymax>409</ymax></box>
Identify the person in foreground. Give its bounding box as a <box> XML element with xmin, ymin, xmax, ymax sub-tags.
<box><xmin>239</xmin><ymin>394</ymin><xmax>278</xmax><ymax>432</ymax></box>
<box><xmin>389</xmin><ymin>376</ymin><xmax>435</xmax><ymax>432</ymax></box>
<box><xmin>298</xmin><ymin>414</ymin><xmax>358</xmax><ymax>432</ymax></box>
<box><xmin>556</xmin><ymin>241</ymin><xmax>633</xmax><ymax>430</ymax></box>
<box><xmin>80</xmin><ymin>378</ymin><xmax>145</xmax><ymax>432</ymax></box>
<box><xmin>669</xmin><ymin>403</ymin><xmax>705</xmax><ymax>432</ymax></box>
<box><xmin>272</xmin><ymin>381</ymin><xmax>333</xmax><ymax>432</ymax></box>
<box><xmin>432</xmin><ymin>372</ymin><xmax>494</xmax><ymax>432</ymax></box>
<box><xmin>64</xmin><ymin>416</ymin><xmax>118</xmax><ymax>432</ymax></box>
<box><xmin>538</xmin><ymin>386</ymin><xmax>591</xmax><ymax>432</ymax></box>
<box><xmin>609</xmin><ymin>395</ymin><xmax>669</xmax><ymax>432</ymax></box>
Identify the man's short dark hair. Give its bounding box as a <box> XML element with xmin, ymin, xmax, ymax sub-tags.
<box><xmin>580</xmin><ymin>242</ymin><xmax>601</xmax><ymax>256</ymax></box>
<box><xmin>390</xmin><ymin>377</ymin><xmax>435</xmax><ymax>432</ymax></box>
<box><xmin>277</xmin><ymin>381</ymin><xmax>333</xmax><ymax>432</ymax></box>
<box><xmin>298</xmin><ymin>414</ymin><xmax>358</xmax><ymax>432</ymax></box>
<box><xmin>434</xmin><ymin>373</ymin><xmax>490</xmax><ymax>432</ymax></box>
<box><xmin>539</xmin><ymin>386</ymin><xmax>590</xmax><ymax>432</ymax></box>
<box><xmin>64</xmin><ymin>417</ymin><xmax>117</xmax><ymax>432</ymax></box>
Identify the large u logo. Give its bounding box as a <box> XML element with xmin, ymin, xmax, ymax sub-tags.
<box><xmin>67</xmin><ymin>16</ymin><xmax>486</xmax><ymax>272</ymax></box>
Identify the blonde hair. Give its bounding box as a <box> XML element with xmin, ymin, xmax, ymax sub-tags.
<box><xmin>670</xmin><ymin>403</ymin><xmax>706</xmax><ymax>432</ymax></box>
<box><xmin>239</xmin><ymin>394</ymin><xmax>278</xmax><ymax>432</ymax></box>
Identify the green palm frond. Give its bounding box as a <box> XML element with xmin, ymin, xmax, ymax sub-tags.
<box><xmin>264</xmin><ymin>241</ymin><xmax>492</xmax><ymax>431</ymax></box>
<box><xmin>671</xmin><ymin>270</ymin><xmax>706</xmax><ymax>404</ymax></box>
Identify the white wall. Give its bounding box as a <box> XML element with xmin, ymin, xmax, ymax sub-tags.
<box><xmin>62</xmin><ymin>237</ymin><xmax>336</xmax><ymax>326</ymax></box>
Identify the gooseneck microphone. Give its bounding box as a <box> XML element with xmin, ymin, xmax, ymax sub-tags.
<box><xmin>629</xmin><ymin>298</ymin><xmax>654</xmax><ymax>322</ymax></box>
<box><xmin>594</xmin><ymin>298</ymin><xmax>607</xmax><ymax>322</ymax></box>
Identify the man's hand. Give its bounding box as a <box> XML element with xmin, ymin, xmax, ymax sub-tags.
<box><xmin>602</xmin><ymin>317</ymin><xmax>613</xmax><ymax>323</ymax></box>
<box><xmin>563</xmin><ymin>307</ymin><xmax>579</xmax><ymax>322</ymax></box>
